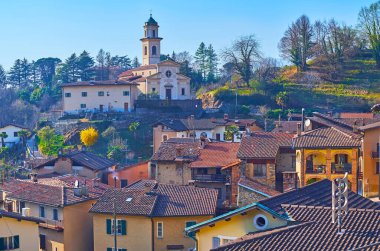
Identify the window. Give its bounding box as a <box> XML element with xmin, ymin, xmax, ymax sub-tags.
<box><xmin>106</xmin><ymin>219</ymin><xmax>126</xmax><ymax>235</ymax></box>
<box><xmin>39</xmin><ymin>206</ymin><xmax>45</xmax><ymax>218</ymax></box>
<box><xmin>53</xmin><ymin>208</ymin><xmax>58</xmax><ymax>221</ymax></box>
<box><xmin>13</xmin><ymin>132</ymin><xmax>18</xmax><ymax>137</ymax></box>
<box><xmin>81</xmin><ymin>92</ymin><xmax>87</xmax><ymax>97</ymax></box>
<box><xmin>123</xmin><ymin>91</ymin><xmax>130</xmax><ymax>96</ymax></box>
<box><xmin>152</xmin><ymin>46</ymin><xmax>157</xmax><ymax>55</ymax></box>
<box><xmin>185</xmin><ymin>221</ymin><xmax>196</xmax><ymax>238</ymax></box>
<box><xmin>212</xmin><ymin>237</ymin><xmax>220</xmax><ymax>249</ymax></box>
<box><xmin>0</xmin><ymin>236</ymin><xmax>20</xmax><ymax>250</ymax></box>
<box><xmin>120</xmin><ymin>180</ymin><xmax>128</xmax><ymax>188</ymax></box>
<box><xmin>162</xmin><ymin>135</ymin><xmax>168</xmax><ymax>142</ymax></box>
<box><xmin>335</xmin><ymin>154</ymin><xmax>348</xmax><ymax>164</ymax></box>
<box><xmin>157</xmin><ymin>222</ymin><xmax>163</xmax><ymax>238</ymax></box>
<box><xmin>152</xmin><ymin>30</ymin><xmax>156</xmax><ymax>37</ymax></box>
<box><xmin>39</xmin><ymin>234</ymin><xmax>46</xmax><ymax>250</ymax></box>
<box><xmin>19</xmin><ymin>201</ymin><xmax>25</xmax><ymax>213</ymax></box>
<box><xmin>65</xmin><ymin>93</ymin><xmax>71</xmax><ymax>98</ymax></box>
<box><xmin>253</xmin><ymin>214</ymin><xmax>268</xmax><ymax>230</ymax></box>
<box><xmin>152</xmin><ymin>88</ymin><xmax>156</xmax><ymax>92</ymax></box>
<box><xmin>181</xmin><ymin>88</ymin><xmax>185</xmax><ymax>96</ymax></box>
<box><xmin>98</xmin><ymin>91</ymin><xmax>105</xmax><ymax>96</ymax></box>
<box><xmin>254</xmin><ymin>164</ymin><xmax>266</xmax><ymax>177</ymax></box>
<box><xmin>80</xmin><ymin>104</ymin><xmax>86</xmax><ymax>109</ymax></box>
<box><xmin>144</xmin><ymin>46</ymin><xmax>147</xmax><ymax>55</ymax></box>
<box><xmin>165</xmin><ymin>70</ymin><xmax>172</xmax><ymax>78</ymax></box>
<box><xmin>107</xmin><ymin>248</ymin><xmax>127</xmax><ymax>251</ymax></box>
<box><xmin>377</xmin><ymin>162</ymin><xmax>379</xmax><ymax>174</ymax></box>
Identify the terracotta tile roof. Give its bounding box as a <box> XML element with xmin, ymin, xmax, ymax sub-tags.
<box><xmin>61</xmin><ymin>79</ymin><xmax>138</xmax><ymax>87</ymax></box>
<box><xmin>238</xmin><ymin>177</ymin><xmax>281</xmax><ymax>197</ymax></box>
<box><xmin>339</xmin><ymin>112</ymin><xmax>374</xmax><ymax>119</ymax></box>
<box><xmin>5</xmin><ymin>175</ymin><xmax>110</xmax><ymax>207</ymax></box>
<box><xmin>190</xmin><ymin>142</ymin><xmax>240</xmax><ymax>168</ymax></box>
<box><xmin>0</xmin><ymin>179</ymin><xmax>33</xmax><ymax>193</ymax></box>
<box><xmin>293</xmin><ymin>127</ymin><xmax>361</xmax><ymax>149</ymax></box>
<box><xmin>259</xmin><ymin>179</ymin><xmax>380</xmax><ymax>214</ymax></box>
<box><xmin>90</xmin><ymin>180</ymin><xmax>218</xmax><ymax>217</ymax></box>
<box><xmin>35</xmin><ymin>151</ymin><xmax>115</xmax><ymax>171</ymax></box>
<box><xmin>119</xmin><ymin>64</ymin><xmax>158</xmax><ymax>77</ymax></box>
<box><xmin>151</xmin><ymin>141</ymin><xmax>200</xmax><ymax>161</ymax></box>
<box><xmin>0</xmin><ymin>209</ymin><xmax>44</xmax><ymax>223</ymax></box>
<box><xmin>271</xmin><ymin>121</ymin><xmax>299</xmax><ymax>134</ymax></box>
<box><xmin>154</xmin><ymin>119</ymin><xmax>188</xmax><ymax>131</ymax></box>
<box><xmin>213</xmin><ymin>206</ymin><xmax>380</xmax><ymax>251</ymax></box>
<box><xmin>237</xmin><ymin>132</ymin><xmax>294</xmax><ymax>159</ymax></box>
<box><xmin>359</xmin><ymin>121</ymin><xmax>380</xmax><ymax>131</ymax></box>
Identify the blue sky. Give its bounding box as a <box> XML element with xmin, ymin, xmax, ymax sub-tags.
<box><xmin>0</xmin><ymin>0</ymin><xmax>374</xmax><ymax>69</ymax></box>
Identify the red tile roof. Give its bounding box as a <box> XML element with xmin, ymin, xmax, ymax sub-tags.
<box><xmin>271</xmin><ymin>121</ymin><xmax>299</xmax><ymax>134</ymax></box>
<box><xmin>339</xmin><ymin>112</ymin><xmax>374</xmax><ymax>119</ymax></box>
<box><xmin>190</xmin><ymin>142</ymin><xmax>240</xmax><ymax>169</ymax></box>
<box><xmin>293</xmin><ymin>127</ymin><xmax>361</xmax><ymax>148</ymax></box>
<box><xmin>90</xmin><ymin>180</ymin><xmax>218</xmax><ymax>217</ymax></box>
<box><xmin>238</xmin><ymin>177</ymin><xmax>281</xmax><ymax>197</ymax></box>
<box><xmin>119</xmin><ymin>64</ymin><xmax>157</xmax><ymax>77</ymax></box>
<box><xmin>213</xmin><ymin>206</ymin><xmax>380</xmax><ymax>251</ymax></box>
<box><xmin>237</xmin><ymin>132</ymin><xmax>294</xmax><ymax>159</ymax></box>
<box><xmin>151</xmin><ymin>141</ymin><xmax>200</xmax><ymax>161</ymax></box>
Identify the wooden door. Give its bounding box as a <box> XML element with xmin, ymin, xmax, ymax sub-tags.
<box><xmin>165</xmin><ymin>88</ymin><xmax>172</xmax><ymax>100</ymax></box>
<box><xmin>124</xmin><ymin>102</ymin><xmax>129</xmax><ymax>112</ymax></box>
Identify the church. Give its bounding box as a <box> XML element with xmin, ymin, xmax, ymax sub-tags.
<box><xmin>118</xmin><ymin>14</ymin><xmax>191</xmax><ymax>100</ymax></box>
<box><xmin>61</xmin><ymin>15</ymin><xmax>192</xmax><ymax>114</ymax></box>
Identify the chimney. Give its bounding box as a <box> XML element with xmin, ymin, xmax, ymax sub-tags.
<box><xmin>144</xmin><ymin>183</ymin><xmax>152</xmax><ymax>194</ymax></box>
<box><xmin>327</xmin><ymin>111</ymin><xmax>333</xmax><ymax>117</ymax></box>
<box><xmin>224</xmin><ymin>113</ymin><xmax>229</xmax><ymax>120</ymax></box>
<box><xmin>211</xmin><ymin>117</ymin><xmax>216</xmax><ymax>123</ymax></box>
<box><xmin>175</xmin><ymin>147</ymin><xmax>182</xmax><ymax>157</ymax></box>
<box><xmin>297</xmin><ymin>123</ymin><xmax>302</xmax><ymax>136</ymax></box>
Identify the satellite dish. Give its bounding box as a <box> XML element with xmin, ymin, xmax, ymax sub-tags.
<box><xmin>74</xmin><ymin>180</ymin><xmax>79</xmax><ymax>188</ymax></box>
<box><xmin>305</xmin><ymin>119</ymin><xmax>311</xmax><ymax>128</ymax></box>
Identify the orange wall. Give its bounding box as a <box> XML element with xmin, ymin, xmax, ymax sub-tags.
<box><xmin>108</xmin><ymin>162</ymin><xmax>149</xmax><ymax>187</ymax></box>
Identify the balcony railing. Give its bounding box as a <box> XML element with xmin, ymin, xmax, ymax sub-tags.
<box><xmin>39</xmin><ymin>218</ymin><xmax>64</xmax><ymax>231</ymax></box>
<box><xmin>331</xmin><ymin>163</ymin><xmax>352</xmax><ymax>174</ymax></box>
<box><xmin>192</xmin><ymin>174</ymin><xmax>228</xmax><ymax>182</ymax></box>
<box><xmin>306</xmin><ymin>165</ymin><xmax>326</xmax><ymax>174</ymax></box>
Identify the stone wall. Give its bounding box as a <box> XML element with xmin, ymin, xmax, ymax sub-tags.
<box><xmin>237</xmin><ymin>185</ymin><xmax>268</xmax><ymax>207</ymax></box>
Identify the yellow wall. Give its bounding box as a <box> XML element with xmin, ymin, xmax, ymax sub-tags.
<box><xmin>39</xmin><ymin>228</ymin><xmax>64</xmax><ymax>251</ymax></box>
<box><xmin>153</xmin><ymin>126</ymin><xmax>178</xmax><ymax>153</ymax></box>
<box><xmin>362</xmin><ymin>128</ymin><xmax>380</xmax><ymax>197</ymax></box>
<box><xmin>196</xmin><ymin>208</ymin><xmax>287</xmax><ymax>251</ymax></box>
<box><xmin>297</xmin><ymin>148</ymin><xmax>358</xmax><ymax>192</ymax></box>
<box><xmin>152</xmin><ymin>216</ymin><xmax>211</xmax><ymax>251</ymax></box>
<box><xmin>63</xmin><ymin>200</ymin><xmax>95</xmax><ymax>251</ymax></box>
<box><xmin>93</xmin><ymin>214</ymin><xmax>152</xmax><ymax>251</ymax></box>
<box><xmin>0</xmin><ymin>216</ymin><xmax>40</xmax><ymax>251</ymax></box>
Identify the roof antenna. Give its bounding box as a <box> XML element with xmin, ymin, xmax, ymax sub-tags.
<box><xmin>332</xmin><ymin>173</ymin><xmax>349</xmax><ymax>234</ymax></box>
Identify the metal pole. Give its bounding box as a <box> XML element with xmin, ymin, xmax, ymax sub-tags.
<box><xmin>113</xmin><ymin>176</ymin><xmax>117</xmax><ymax>251</ymax></box>
<box><xmin>235</xmin><ymin>91</ymin><xmax>238</xmax><ymax>119</ymax></box>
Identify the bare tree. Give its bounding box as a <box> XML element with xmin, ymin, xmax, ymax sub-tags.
<box><xmin>279</xmin><ymin>15</ymin><xmax>313</xmax><ymax>71</ymax></box>
<box><xmin>254</xmin><ymin>57</ymin><xmax>281</xmax><ymax>82</ymax></box>
<box><xmin>358</xmin><ymin>1</ymin><xmax>380</xmax><ymax>68</ymax></box>
<box><xmin>221</xmin><ymin>34</ymin><xmax>262</xmax><ymax>87</ymax></box>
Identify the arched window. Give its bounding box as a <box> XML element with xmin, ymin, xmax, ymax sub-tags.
<box><xmin>152</xmin><ymin>46</ymin><xmax>157</xmax><ymax>55</ymax></box>
<box><xmin>144</xmin><ymin>46</ymin><xmax>147</xmax><ymax>55</ymax></box>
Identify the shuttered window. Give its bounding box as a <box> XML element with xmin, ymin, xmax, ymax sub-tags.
<box><xmin>157</xmin><ymin>222</ymin><xmax>163</xmax><ymax>238</ymax></box>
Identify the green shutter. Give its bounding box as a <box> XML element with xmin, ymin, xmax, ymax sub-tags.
<box><xmin>107</xmin><ymin>248</ymin><xmax>112</xmax><ymax>251</ymax></box>
<box><xmin>14</xmin><ymin>236</ymin><xmax>20</xmax><ymax>249</ymax></box>
<box><xmin>0</xmin><ymin>237</ymin><xmax>5</xmax><ymax>250</ymax></box>
<box><xmin>106</xmin><ymin>219</ymin><xmax>112</xmax><ymax>234</ymax></box>
<box><xmin>121</xmin><ymin>220</ymin><xmax>127</xmax><ymax>235</ymax></box>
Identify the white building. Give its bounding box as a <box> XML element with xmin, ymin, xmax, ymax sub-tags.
<box><xmin>0</xmin><ymin>124</ymin><xmax>27</xmax><ymax>146</ymax></box>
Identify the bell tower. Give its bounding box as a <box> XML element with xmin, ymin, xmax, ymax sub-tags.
<box><xmin>141</xmin><ymin>14</ymin><xmax>162</xmax><ymax>65</ymax></box>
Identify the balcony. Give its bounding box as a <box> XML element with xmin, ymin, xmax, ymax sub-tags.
<box><xmin>331</xmin><ymin>163</ymin><xmax>352</xmax><ymax>174</ymax></box>
<box><xmin>39</xmin><ymin>219</ymin><xmax>64</xmax><ymax>231</ymax></box>
<box><xmin>306</xmin><ymin>165</ymin><xmax>326</xmax><ymax>174</ymax></box>
<box><xmin>192</xmin><ymin>174</ymin><xmax>228</xmax><ymax>182</ymax></box>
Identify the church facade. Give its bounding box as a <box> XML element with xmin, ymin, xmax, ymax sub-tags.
<box><xmin>61</xmin><ymin>15</ymin><xmax>192</xmax><ymax>114</ymax></box>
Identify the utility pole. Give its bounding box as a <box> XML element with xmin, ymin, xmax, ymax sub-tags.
<box><xmin>113</xmin><ymin>176</ymin><xmax>117</xmax><ymax>251</ymax></box>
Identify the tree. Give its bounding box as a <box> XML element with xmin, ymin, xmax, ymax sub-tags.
<box><xmin>107</xmin><ymin>145</ymin><xmax>125</xmax><ymax>163</ymax></box>
<box><xmin>37</xmin><ymin>126</ymin><xmax>64</xmax><ymax>156</ymax></box>
<box><xmin>206</xmin><ymin>44</ymin><xmax>218</xmax><ymax>83</ymax></box>
<box><xmin>276</xmin><ymin>91</ymin><xmax>289</xmax><ymax>111</ymax></box>
<box><xmin>224</xmin><ymin>125</ymin><xmax>240</xmax><ymax>142</ymax></box>
<box><xmin>0</xmin><ymin>132</ymin><xmax>8</xmax><ymax>148</ymax></box>
<box><xmin>80</xmin><ymin>127</ymin><xmax>99</xmax><ymax>147</ymax></box>
<box><xmin>77</xmin><ymin>50</ymin><xmax>95</xmax><ymax>81</ymax></box>
<box><xmin>358</xmin><ymin>1</ymin><xmax>380</xmax><ymax>67</ymax></box>
<box><xmin>8</xmin><ymin>59</ymin><xmax>23</xmax><ymax>87</ymax></box>
<box><xmin>35</xmin><ymin>57</ymin><xmax>61</xmax><ymax>86</ymax></box>
<box><xmin>96</xmin><ymin>49</ymin><xmax>106</xmax><ymax>80</ymax></box>
<box><xmin>221</xmin><ymin>34</ymin><xmax>262</xmax><ymax>87</ymax></box>
<box><xmin>128</xmin><ymin>122</ymin><xmax>140</xmax><ymax>139</ymax></box>
<box><xmin>132</xmin><ymin>56</ymin><xmax>141</xmax><ymax>68</ymax></box>
<box><xmin>194</xmin><ymin>42</ymin><xmax>208</xmax><ymax>80</ymax></box>
<box><xmin>279</xmin><ymin>15</ymin><xmax>313</xmax><ymax>71</ymax></box>
<box><xmin>0</xmin><ymin>65</ymin><xmax>6</xmax><ymax>88</ymax></box>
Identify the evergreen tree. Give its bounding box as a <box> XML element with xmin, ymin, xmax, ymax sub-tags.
<box><xmin>65</xmin><ymin>53</ymin><xmax>79</xmax><ymax>83</ymax></box>
<box><xmin>171</xmin><ymin>51</ymin><xmax>176</xmax><ymax>61</ymax></box>
<box><xmin>77</xmin><ymin>50</ymin><xmax>95</xmax><ymax>81</ymax></box>
<box><xmin>0</xmin><ymin>65</ymin><xmax>6</xmax><ymax>88</ymax></box>
<box><xmin>194</xmin><ymin>42</ymin><xmax>207</xmax><ymax>80</ymax></box>
<box><xmin>8</xmin><ymin>59</ymin><xmax>23</xmax><ymax>87</ymax></box>
<box><xmin>20</xmin><ymin>58</ymin><xmax>31</xmax><ymax>86</ymax></box>
<box><xmin>132</xmin><ymin>57</ymin><xmax>141</xmax><ymax>68</ymax></box>
<box><xmin>35</xmin><ymin>57</ymin><xmax>61</xmax><ymax>86</ymax></box>
<box><xmin>96</xmin><ymin>49</ymin><xmax>106</xmax><ymax>80</ymax></box>
<box><xmin>29</xmin><ymin>60</ymin><xmax>40</xmax><ymax>85</ymax></box>
<box><xmin>206</xmin><ymin>44</ymin><xmax>218</xmax><ymax>83</ymax></box>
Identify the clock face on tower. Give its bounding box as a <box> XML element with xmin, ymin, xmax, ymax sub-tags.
<box><xmin>165</xmin><ymin>70</ymin><xmax>172</xmax><ymax>78</ymax></box>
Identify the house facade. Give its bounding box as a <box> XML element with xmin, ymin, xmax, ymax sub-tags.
<box><xmin>90</xmin><ymin>180</ymin><xmax>218</xmax><ymax>251</ymax></box>
<box><xmin>0</xmin><ymin>124</ymin><xmax>28</xmax><ymax>146</ymax></box>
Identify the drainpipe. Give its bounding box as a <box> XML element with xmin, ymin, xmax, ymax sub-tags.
<box><xmin>151</xmin><ymin>217</ymin><xmax>154</xmax><ymax>251</ymax></box>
